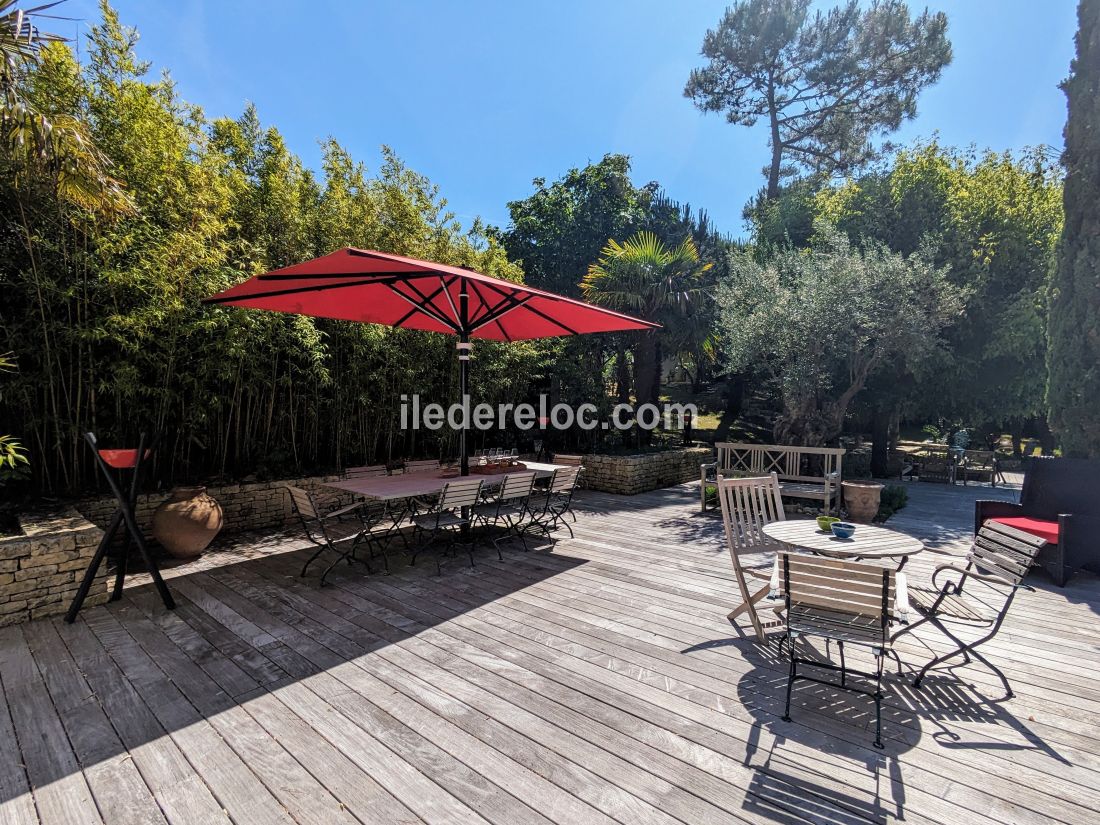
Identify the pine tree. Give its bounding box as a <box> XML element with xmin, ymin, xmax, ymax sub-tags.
<box><xmin>1048</xmin><ymin>0</ymin><xmax>1100</xmax><ymax>458</ymax></box>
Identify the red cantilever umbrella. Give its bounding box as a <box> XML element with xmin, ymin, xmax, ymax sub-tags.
<box><xmin>203</xmin><ymin>247</ymin><xmax>658</xmax><ymax>474</ymax></box>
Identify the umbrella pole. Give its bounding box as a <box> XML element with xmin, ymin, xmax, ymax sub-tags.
<box><xmin>458</xmin><ymin>333</ymin><xmax>470</xmax><ymax>477</ymax></box>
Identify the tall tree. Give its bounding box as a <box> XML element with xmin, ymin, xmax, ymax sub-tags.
<box><xmin>1048</xmin><ymin>0</ymin><xmax>1100</xmax><ymax>458</ymax></box>
<box><xmin>684</xmin><ymin>0</ymin><xmax>951</xmax><ymax>199</ymax></box>
<box><xmin>496</xmin><ymin>153</ymin><xmax>652</xmax><ymax>296</ymax></box>
<box><xmin>581</xmin><ymin>231</ymin><xmax>712</xmax><ymax>406</ymax></box>
<box><xmin>815</xmin><ymin>142</ymin><xmax>1063</xmax><ymax>437</ymax></box>
<box><xmin>717</xmin><ymin>224</ymin><xmax>963</xmax><ymax>445</ymax></box>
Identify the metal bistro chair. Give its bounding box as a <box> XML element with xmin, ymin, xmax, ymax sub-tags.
<box><xmin>344</xmin><ymin>464</ymin><xmax>407</xmax><ymax>569</ymax></box>
<box><xmin>526</xmin><ymin>465</ymin><xmax>582</xmax><ymax>541</ymax></box>
<box><xmin>286</xmin><ymin>486</ymin><xmax>376</xmax><ymax>585</ymax></box>
<box><xmin>892</xmin><ymin>521</ymin><xmax>1046</xmax><ymax>699</ymax></box>
<box><xmin>474</xmin><ymin>471</ymin><xmax>536</xmax><ymax>556</ymax></box>
<box><xmin>717</xmin><ymin>473</ymin><xmax>786</xmax><ymax>643</ymax></box>
<box><xmin>410</xmin><ymin>478</ymin><xmax>483</xmax><ymax>574</ymax></box>
<box><xmin>781</xmin><ymin>553</ymin><xmax>895</xmax><ymax>749</ymax></box>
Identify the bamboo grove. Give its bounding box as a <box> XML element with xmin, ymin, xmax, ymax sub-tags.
<box><xmin>1</xmin><ymin>9</ymin><xmax>545</xmax><ymax>493</ymax></box>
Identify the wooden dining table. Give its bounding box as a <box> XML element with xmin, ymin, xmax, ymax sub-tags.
<box><xmin>320</xmin><ymin>460</ymin><xmax>565</xmax><ymax>501</ymax></box>
<box><xmin>762</xmin><ymin>520</ymin><xmax>923</xmax><ymax>622</ymax></box>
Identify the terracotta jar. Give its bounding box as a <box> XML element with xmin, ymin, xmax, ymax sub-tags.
<box><xmin>152</xmin><ymin>486</ymin><xmax>224</xmax><ymax>559</ymax></box>
<box><xmin>842</xmin><ymin>480</ymin><xmax>884</xmax><ymax>524</ymax></box>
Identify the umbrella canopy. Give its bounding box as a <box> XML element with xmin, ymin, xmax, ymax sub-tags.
<box><xmin>202</xmin><ymin>247</ymin><xmax>658</xmax><ymax>340</ymax></box>
<box><xmin>203</xmin><ymin>248</ymin><xmax>659</xmax><ymax>475</ymax></box>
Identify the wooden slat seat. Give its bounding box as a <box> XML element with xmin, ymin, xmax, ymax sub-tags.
<box><xmin>905</xmin><ymin>586</ymin><xmax>988</xmax><ymax>622</ymax></box>
<box><xmin>778</xmin><ymin>481</ymin><xmax>831</xmax><ymax>500</ymax></box>
<box><xmin>787</xmin><ymin>604</ymin><xmax>887</xmax><ymax>645</ymax></box>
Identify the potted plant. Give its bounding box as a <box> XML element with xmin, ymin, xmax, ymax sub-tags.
<box><xmin>842</xmin><ymin>479</ymin><xmax>884</xmax><ymax>523</ymax></box>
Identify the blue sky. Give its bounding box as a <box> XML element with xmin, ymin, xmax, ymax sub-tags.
<box><xmin>64</xmin><ymin>1</ymin><xmax>1077</xmax><ymax>238</ymax></box>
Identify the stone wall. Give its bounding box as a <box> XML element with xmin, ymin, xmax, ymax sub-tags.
<box><xmin>77</xmin><ymin>475</ymin><xmax>353</xmax><ymax>538</ymax></box>
<box><xmin>0</xmin><ymin>510</ymin><xmax>108</xmax><ymax>627</ymax></box>
<box><xmin>580</xmin><ymin>447</ymin><xmax>713</xmax><ymax>495</ymax></box>
<box><xmin>0</xmin><ymin>454</ymin><xmax>714</xmax><ymax>626</ymax></box>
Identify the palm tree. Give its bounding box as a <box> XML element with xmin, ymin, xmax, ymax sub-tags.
<box><xmin>1</xmin><ymin>0</ymin><xmax>129</xmax><ymax>212</ymax></box>
<box><xmin>581</xmin><ymin>231</ymin><xmax>712</xmax><ymax>407</ymax></box>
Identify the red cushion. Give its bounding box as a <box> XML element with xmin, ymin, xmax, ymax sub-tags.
<box><xmin>989</xmin><ymin>516</ymin><xmax>1059</xmax><ymax>544</ymax></box>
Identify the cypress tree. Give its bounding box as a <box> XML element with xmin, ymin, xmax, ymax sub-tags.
<box><xmin>1048</xmin><ymin>0</ymin><xmax>1100</xmax><ymax>457</ymax></box>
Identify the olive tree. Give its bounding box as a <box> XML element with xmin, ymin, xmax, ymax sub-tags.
<box><xmin>717</xmin><ymin>225</ymin><xmax>964</xmax><ymax>445</ymax></box>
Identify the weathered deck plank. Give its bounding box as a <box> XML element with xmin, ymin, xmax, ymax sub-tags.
<box><xmin>1</xmin><ymin>480</ymin><xmax>1097</xmax><ymax>825</ymax></box>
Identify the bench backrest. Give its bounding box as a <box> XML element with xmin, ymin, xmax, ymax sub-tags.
<box><xmin>715</xmin><ymin>442</ymin><xmax>844</xmax><ymax>484</ymax></box>
<box><xmin>1020</xmin><ymin>456</ymin><xmax>1100</xmax><ymax>518</ymax></box>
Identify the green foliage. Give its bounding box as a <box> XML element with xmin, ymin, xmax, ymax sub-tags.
<box><xmin>815</xmin><ymin>141</ymin><xmax>1064</xmax><ymax>427</ymax></box>
<box><xmin>496</xmin><ymin>154</ymin><xmax>653</xmax><ymax>297</ymax></box>
<box><xmin>0</xmin><ymin>4</ymin><xmax>541</xmax><ymax>492</ymax></box>
<box><xmin>717</xmin><ymin>224</ymin><xmax>964</xmax><ymax>445</ymax></box>
<box><xmin>684</xmin><ymin>0</ymin><xmax>951</xmax><ymax>197</ymax></box>
<box><xmin>0</xmin><ymin>352</ymin><xmax>28</xmax><ymax>482</ymax></box>
<box><xmin>582</xmin><ymin>231</ymin><xmax>712</xmax><ymax>405</ymax></box>
<box><xmin>1048</xmin><ymin>0</ymin><xmax>1100</xmax><ymax>458</ymax></box>
<box><xmin>875</xmin><ymin>483</ymin><xmax>908</xmax><ymax>521</ymax></box>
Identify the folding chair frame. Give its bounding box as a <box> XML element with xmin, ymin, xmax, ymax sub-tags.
<box><xmin>781</xmin><ymin>555</ymin><xmax>894</xmax><ymax>749</ymax></box>
<box><xmin>288</xmin><ymin>486</ymin><xmax>375</xmax><ymax>586</ymax></box>
<box><xmin>890</xmin><ymin>522</ymin><xmax>1046</xmax><ymax>699</ymax></box>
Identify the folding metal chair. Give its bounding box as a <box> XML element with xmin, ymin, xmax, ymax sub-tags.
<box><xmin>716</xmin><ymin>473</ymin><xmax>786</xmax><ymax>643</ymax></box>
<box><xmin>65</xmin><ymin>432</ymin><xmax>175</xmax><ymax>622</ymax></box>
<box><xmin>287</xmin><ymin>485</ymin><xmax>375</xmax><ymax>585</ymax></box>
<box><xmin>345</xmin><ymin>464</ymin><xmax>408</xmax><ymax>563</ymax></box>
<box><xmin>474</xmin><ymin>471</ymin><xmax>536</xmax><ymax>556</ymax></box>
<box><xmin>526</xmin><ymin>465</ymin><xmax>582</xmax><ymax>540</ymax></box>
<box><xmin>891</xmin><ymin>520</ymin><xmax>1046</xmax><ymax>699</ymax></box>
<box><xmin>781</xmin><ymin>553</ymin><xmax>895</xmax><ymax>749</ymax></box>
<box><xmin>410</xmin><ymin>478</ymin><xmax>483</xmax><ymax>574</ymax></box>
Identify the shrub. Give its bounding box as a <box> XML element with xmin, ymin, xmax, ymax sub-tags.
<box><xmin>875</xmin><ymin>484</ymin><xmax>909</xmax><ymax>522</ymax></box>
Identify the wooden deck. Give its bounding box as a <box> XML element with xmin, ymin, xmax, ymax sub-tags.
<box><xmin>2</xmin><ymin>481</ymin><xmax>1098</xmax><ymax>825</ymax></box>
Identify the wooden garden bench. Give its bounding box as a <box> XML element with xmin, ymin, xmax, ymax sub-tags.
<box><xmin>701</xmin><ymin>442</ymin><xmax>845</xmax><ymax>514</ymax></box>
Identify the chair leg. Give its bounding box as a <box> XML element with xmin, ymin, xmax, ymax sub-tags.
<box><xmin>967</xmin><ymin>646</ymin><xmax>1014</xmax><ymax>699</ymax></box>
<box><xmin>300</xmin><ymin>543</ymin><xmax>329</xmax><ymax>577</ymax></box>
<box><xmin>873</xmin><ymin>649</ymin><xmax>885</xmax><ymax>749</ymax></box>
<box><xmin>839</xmin><ymin>641</ymin><xmax>846</xmax><ymax>689</ymax></box>
<box><xmin>782</xmin><ymin>634</ymin><xmax>796</xmax><ymax>722</ymax></box>
<box><xmin>912</xmin><ymin>618</ymin><xmax>969</xmax><ymax>688</ymax></box>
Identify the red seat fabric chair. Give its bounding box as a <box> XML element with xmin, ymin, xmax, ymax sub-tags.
<box><xmin>975</xmin><ymin>457</ymin><xmax>1100</xmax><ymax>586</ymax></box>
<box><xmin>987</xmin><ymin>516</ymin><xmax>1059</xmax><ymax>545</ymax></box>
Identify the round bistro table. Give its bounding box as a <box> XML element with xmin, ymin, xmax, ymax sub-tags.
<box><xmin>762</xmin><ymin>520</ymin><xmax>923</xmax><ymax>621</ymax></box>
<box><xmin>762</xmin><ymin>520</ymin><xmax>923</xmax><ymax>570</ymax></box>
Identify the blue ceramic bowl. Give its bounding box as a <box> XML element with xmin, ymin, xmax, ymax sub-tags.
<box><xmin>830</xmin><ymin>522</ymin><xmax>856</xmax><ymax>539</ymax></box>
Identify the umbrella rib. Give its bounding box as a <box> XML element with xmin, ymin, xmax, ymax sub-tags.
<box><xmin>438</xmin><ymin>276</ymin><xmax>462</xmax><ymax>329</ymax></box>
<box><xmin>390</xmin><ymin>277</ymin><xmax>457</xmax><ymax>329</ymax></box>
<box><xmin>405</xmin><ymin>277</ymin><xmax>460</xmax><ymax>328</ymax></box>
<box><xmin>386</xmin><ymin>282</ymin><xmax>459</xmax><ymax>331</ymax></box>
<box><xmin>466</xmin><ymin>280</ymin><xmax>511</xmax><ymax>327</ymax></box>
<box><xmin>201</xmin><ymin>278</ymin><xmax>387</xmax><ymax>305</ymax></box>
<box><xmin>469</xmin><ymin>294</ymin><xmax>533</xmax><ymax>333</ymax></box>
<box><xmin>469</xmin><ymin>278</ymin><xmax>580</xmax><ymax>335</ymax></box>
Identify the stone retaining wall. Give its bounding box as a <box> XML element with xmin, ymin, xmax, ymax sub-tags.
<box><xmin>1</xmin><ymin>453</ymin><xmax>714</xmax><ymax>626</ymax></box>
<box><xmin>580</xmin><ymin>447</ymin><xmax>713</xmax><ymax>495</ymax></box>
<box><xmin>0</xmin><ymin>510</ymin><xmax>108</xmax><ymax>626</ymax></box>
<box><xmin>77</xmin><ymin>475</ymin><xmax>353</xmax><ymax>538</ymax></box>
